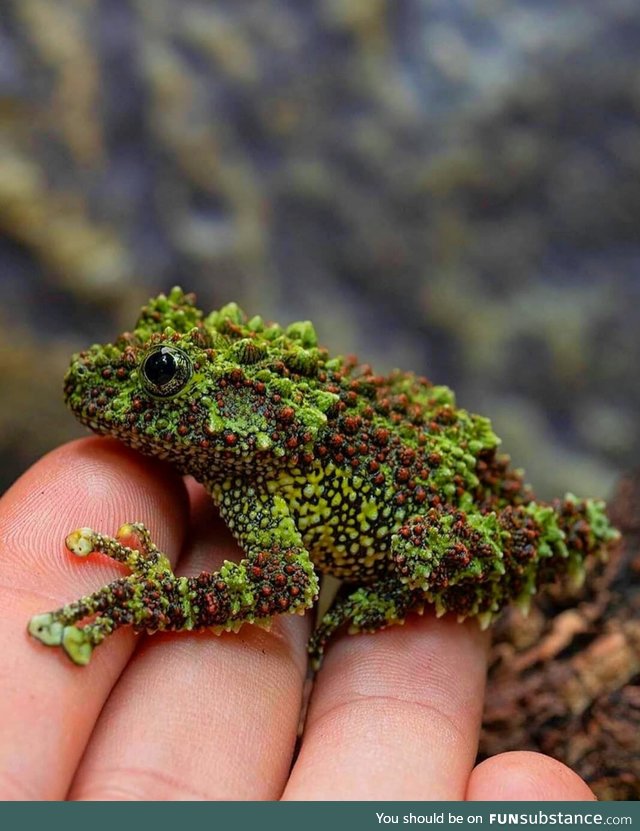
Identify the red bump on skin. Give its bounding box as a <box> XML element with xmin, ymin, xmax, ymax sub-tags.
<box><xmin>373</xmin><ymin>427</ymin><xmax>389</xmax><ymax>446</ymax></box>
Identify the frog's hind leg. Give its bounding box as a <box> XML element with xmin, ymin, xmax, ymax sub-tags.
<box><xmin>308</xmin><ymin>579</ymin><xmax>418</xmax><ymax>669</ymax></box>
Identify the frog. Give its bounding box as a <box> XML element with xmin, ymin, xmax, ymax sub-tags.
<box><xmin>27</xmin><ymin>287</ymin><xmax>620</xmax><ymax>667</ymax></box>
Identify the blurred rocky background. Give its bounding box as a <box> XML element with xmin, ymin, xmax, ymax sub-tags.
<box><xmin>1</xmin><ymin>0</ymin><xmax>639</xmax><ymax>498</ymax></box>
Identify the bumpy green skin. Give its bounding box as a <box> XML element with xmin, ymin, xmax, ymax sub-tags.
<box><xmin>28</xmin><ymin>288</ymin><xmax>620</xmax><ymax>666</ymax></box>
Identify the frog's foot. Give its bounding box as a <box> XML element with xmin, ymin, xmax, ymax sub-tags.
<box><xmin>28</xmin><ymin>615</ymin><xmax>114</xmax><ymax>666</ymax></box>
<box><xmin>27</xmin><ymin>576</ymin><xmax>139</xmax><ymax>665</ymax></box>
<box><xmin>308</xmin><ymin>580</ymin><xmax>416</xmax><ymax>670</ymax></box>
<box><xmin>28</xmin><ymin>524</ymin><xmax>179</xmax><ymax>665</ymax></box>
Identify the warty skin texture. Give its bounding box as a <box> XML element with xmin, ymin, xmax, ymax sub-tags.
<box><xmin>28</xmin><ymin>288</ymin><xmax>619</xmax><ymax>666</ymax></box>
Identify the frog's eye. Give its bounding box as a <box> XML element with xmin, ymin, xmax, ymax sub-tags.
<box><xmin>140</xmin><ymin>346</ymin><xmax>192</xmax><ymax>397</ymax></box>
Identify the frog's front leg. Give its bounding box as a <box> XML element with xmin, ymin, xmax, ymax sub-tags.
<box><xmin>207</xmin><ymin>486</ymin><xmax>319</xmax><ymax>628</ymax></box>
<box><xmin>29</xmin><ymin>494</ymin><xmax>319</xmax><ymax>666</ymax></box>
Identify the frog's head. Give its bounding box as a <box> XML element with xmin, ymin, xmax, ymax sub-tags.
<box><xmin>64</xmin><ymin>288</ymin><xmax>340</xmax><ymax>478</ymax></box>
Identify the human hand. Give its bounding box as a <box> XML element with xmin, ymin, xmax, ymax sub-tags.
<box><xmin>0</xmin><ymin>439</ymin><xmax>596</xmax><ymax>800</ymax></box>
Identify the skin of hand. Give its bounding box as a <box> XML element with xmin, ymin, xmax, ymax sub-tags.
<box><xmin>0</xmin><ymin>439</ymin><xmax>596</xmax><ymax>801</ymax></box>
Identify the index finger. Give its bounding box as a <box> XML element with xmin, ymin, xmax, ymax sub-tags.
<box><xmin>0</xmin><ymin>438</ymin><xmax>189</xmax><ymax>800</ymax></box>
<box><xmin>283</xmin><ymin>615</ymin><xmax>489</xmax><ymax>800</ymax></box>
<box><xmin>67</xmin><ymin>482</ymin><xmax>312</xmax><ymax>801</ymax></box>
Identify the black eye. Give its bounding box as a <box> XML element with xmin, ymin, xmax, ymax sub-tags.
<box><xmin>140</xmin><ymin>346</ymin><xmax>192</xmax><ymax>397</ymax></box>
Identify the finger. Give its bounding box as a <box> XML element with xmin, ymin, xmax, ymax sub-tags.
<box><xmin>467</xmin><ymin>751</ymin><xmax>596</xmax><ymax>801</ymax></box>
<box><xmin>283</xmin><ymin>614</ymin><xmax>489</xmax><ymax>800</ymax></box>
<box><xmin>68</xmin><ymin>481</ymin><xmax>311</xmax><ymax>801</ymax></box>
<box><xmin>0</xmin><ymin>438</ymin><xmax>188</xmax><ymax>800</ymax></box>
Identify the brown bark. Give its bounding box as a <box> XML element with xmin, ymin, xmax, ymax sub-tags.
<box><xmin>480</xmin><ymin>471</ymin><xmax>640</xmax><ymax>800</ymax></box>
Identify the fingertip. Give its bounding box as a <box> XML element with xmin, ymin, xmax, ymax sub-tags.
<box><xmin>285</xmin><ymin>613</ymin><xmax>490</xmax><ymax>800</ymax></box>
<box><xmin>3</xmin><ymin>437</ymin><xmax>190</xmax><ymax>583</ymax></box>
<box><xmin>467</xmin><ymin>751</ymin><xmax>596</xmax><ymax>801</ymax></box>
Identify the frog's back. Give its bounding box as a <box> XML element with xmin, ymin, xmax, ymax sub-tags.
<box><xmin>277</xmin><ymin>360</ymin><xmax>531</xmax><ymax>581</ymax></box>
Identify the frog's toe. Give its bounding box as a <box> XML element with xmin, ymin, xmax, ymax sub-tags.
<box><xmin>60</xmin><ymin>626</ymin><xmax>94</xmax><ymax>665</ymax></box>
<box><xmin>65</xmin><ymin>527</ymin><xmax>96</xmax><ymax>558</ymax></box>
<box><xmin>28</xmin><ymin>613</ymin><xmax>64</xmax><ymax>646</ymax></box>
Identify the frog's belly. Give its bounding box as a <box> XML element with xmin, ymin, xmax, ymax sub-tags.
<box><xmin>303</xmin><ymin>527</ymin><xmax>389</xmax><ymax>581</ymax></box>
<box><xmin>273</xmin><ymin>461</ymin><xmax>401</xmax><ymax>581</ymax></box>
